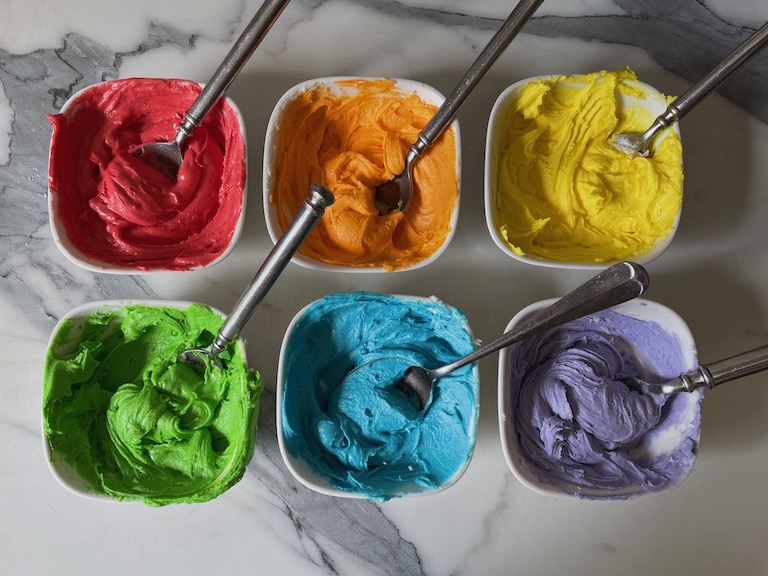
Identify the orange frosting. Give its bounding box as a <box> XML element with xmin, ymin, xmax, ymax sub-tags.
<box><xmin>269</xmin><ymin>79</ymin><xmax>458</xmax><ymax>271</ymax></box>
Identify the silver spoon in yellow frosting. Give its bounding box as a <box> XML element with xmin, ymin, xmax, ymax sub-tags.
<box><xmin>612</xmin><ymin>22</ymin><xmax>768</xmax><ymax>157</ymax></box>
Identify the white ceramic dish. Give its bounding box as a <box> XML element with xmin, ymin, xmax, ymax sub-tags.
<box><xmin>48</xmin><ymin>80</ymin><xmax>247</xmax><ymax>274</ymax></box>
<box><xmin>263</xmin><ymin>76</ymin><xmax>461</xmax><ymax>273</ymax></box>
<box><xmin>498</xmin><ymin>298</ymin><xmax>702</xmax><ymax>499</ymax></box>
<box><xmin>41</xmin><ymin>299</ymin><xmax>246</xmax><ymax>501</ymax></box>
<box><xmin>276</xmin><ymin>294</ymin><xmax>479</xmax><ymax>499</ymax></box>
<box><xmin>484</xmin><ymin>74</ymin><xmax>683</xmax><ymax>270</ymax></box>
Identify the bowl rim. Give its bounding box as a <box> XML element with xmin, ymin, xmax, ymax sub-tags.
<box><xmin>483</xmin><ymin>72</ymin><xmax>684</xmax><ymax>270</ymax></box>
<box><xmin>262</xmin><ymin>76</ymin><xmax>462</xmax><ymax>274</ymax></box>
<box><xmin>276</xmin><ymin>292</ymin><xmax>479</xmax><ymax>499</ymax></box>
<box><xmin>41</xmin><ymin>298</ymin><xmax>244</xmax><ymax>502</ymax></box>
<box><xmin>497</xmin><ymin>296</ymin><xmax>701</xmax><ymax>499</ymax></box>
<box><xmin>47</xmin><ymin>78</ymin><xmax>248</xmax><ymax>275</ymax></box>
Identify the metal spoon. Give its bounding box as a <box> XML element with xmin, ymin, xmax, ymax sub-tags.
<box><xmin>372</xmin><ymin>0</ymin><xmax>544</xmax><ymax>215</ymax></box>
<box><xmin>612</xmin><ymin>21</ymin><xmax>768</xmax><ymax>157</ymax></box>
<box><xmin>621</xmin><ymin>344</ymin><xmax>768</xmax><ymax>395</ymax></box>
<box><xmin>179</xmin><ymin>184</ymin><xmax>333</xmax><ymax>370</ymax></box>
<box><xmin>397</xmin><ymin>261</ymin><xmax>649</xmax><ymax>409</ymax></box>
<box><xmin>137</xmin><ymin>0</ymin><xmax>291</xmax><ymax>181</ymax></box>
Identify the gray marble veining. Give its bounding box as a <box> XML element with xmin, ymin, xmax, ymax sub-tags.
<box><xmin>0</xmin><ymin>38</ymin><xmax>151</xmax><ymax>333</ymax></box>
<box><xmin>526</xmin><ymin>0</ymin><xmax>768</xmax><ymax>124</ymax></box>
<box><xmin>352</xmin><ymin>0</ymin><xmax>768</xmax><ymax>123</ymax></box>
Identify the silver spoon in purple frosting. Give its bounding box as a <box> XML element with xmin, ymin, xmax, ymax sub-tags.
<box><xmin>394</xmin><ymin>261</ymin><xmax>650</xmax><ymax>410</ymax></box>
<box><xmin>621</xmin><ymin>344</ymin><xmax>768</xmax><ymax>395</ymax></box>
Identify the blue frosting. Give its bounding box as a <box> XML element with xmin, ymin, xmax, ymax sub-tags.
<box><xmin>281</xmin><ymin>292</ymin><xmax>478</xmax><ymax>500</ymax></box>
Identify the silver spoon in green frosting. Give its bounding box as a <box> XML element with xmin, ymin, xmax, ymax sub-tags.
<box><xmin>178</xmin><ymin>184</ymin><xmax>333</xmax><ymax>370</ymax></box>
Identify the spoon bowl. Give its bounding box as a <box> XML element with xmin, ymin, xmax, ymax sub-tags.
<box><xmin>137</xmin><ymin>138</ymin><xmax>185</xmax><ymax>181</ymax></box>
<box><xmin>373</xmin><ymin>147</ymin><xmax>420</xmax><ymax>214</ymax></box>
<box><xmin>611</xmin><ymin>131</ymin><xmax>655</xmax><ymax>158</ymax></box>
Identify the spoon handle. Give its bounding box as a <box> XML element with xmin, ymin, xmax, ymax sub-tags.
<box><xmin>431</xmin><ymin>261</ymin><xmax>649</xmax><ymax>379</ymax></box>
<box><xmin>410</xmin><ymin>0</ymin><xmax>544</xmax><ymax>157</ymax></box>
<box><xmin>209</xmin><ymin>184</ymin><xmax>333</xmax><ymax>356</ymax></box>
<box><xmin>174</xmin><ymin>0</ymin><xmax>291</xmax><ymax>144</ymax></box>
<box><xmin>645</xmin><ymin>21</ymin><xmax>768</xmax><ymax>135</ymax></box>
<box><xmin>695</xmin><ymin>344</ymin><xmax>768</xmax><ymax>389</ymax></box>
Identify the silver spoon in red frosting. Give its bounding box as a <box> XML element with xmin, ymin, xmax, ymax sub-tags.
<box><xmin>137</xmin><ymin>0</ymin><xmax>290</xmax><ymax>181</ymax></box>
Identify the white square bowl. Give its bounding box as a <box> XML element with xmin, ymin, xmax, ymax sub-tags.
<box><xmin>48</xmin><ymin>79</ymin><xmax>247</xmax><ymax>274</ymax></box>
<box><xmin>276</xmin><ymin>293</ymin><xmax>479</xmax><ymax>499</ymax></box>
<box><xmin>484</xmin><ymin>73</ymin><xmax>683</xmax><ymax>270</ymax></box>
<box><xmin>498</xmin><ymin>298</ymin><xmax>702</xmax><ymax>499</ymax></box>
<box><xmin>42</xmin><ymin>299</ymin><xmax>252</xmax><ymax>503</ymax></box>
<box><xmin>263</xmin><ymin>77</ymin><xmax>461</xmax><ymax>273</ymax></box>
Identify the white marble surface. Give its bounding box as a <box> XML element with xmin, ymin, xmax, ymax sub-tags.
<box><xmin>3</xmin><ymin>0</ymin><xmax>768</xmax><ymax>574</ymax></box>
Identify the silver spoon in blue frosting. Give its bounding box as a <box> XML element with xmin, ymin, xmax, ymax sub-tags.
<box><xmin>621</xmin><ymin>344</ymin><xmax>768</xmax><ymax>395</ymax></box>
<box><xmin>389</xmin><ymin>261</ymin><xmax>650</xmax><ymax>410</ymax></box>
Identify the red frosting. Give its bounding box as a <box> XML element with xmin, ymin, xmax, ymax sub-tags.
<box><xmin>48</xmin><ymin>78</ymin><xmax>245</xmax><ymax>271</ymax></box>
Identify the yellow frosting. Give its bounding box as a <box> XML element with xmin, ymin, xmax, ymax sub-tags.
<box><xmin>491</xmin><ymin>69</ymin><xmax>683</xmax><ymax>263</ymax></box>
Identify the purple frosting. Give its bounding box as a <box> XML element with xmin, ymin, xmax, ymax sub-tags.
<box><xmin>511</xmin><ymin>308</ymin><xmax>702</xmax><ymax>498</ymax></box>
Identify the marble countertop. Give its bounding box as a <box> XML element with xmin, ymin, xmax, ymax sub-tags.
<box><xmin>3</xmin><ymin>0</ymin><xmax>768</xmax><ymax>574</ymax></box>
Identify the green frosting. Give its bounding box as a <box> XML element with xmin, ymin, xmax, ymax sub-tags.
<box><xmin>42</xmin><ymin>304</ymin><xmax>264</xmax><ymax>506</ymax></box>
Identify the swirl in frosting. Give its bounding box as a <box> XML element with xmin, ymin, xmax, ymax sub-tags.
<box><xmin>48</xmin><ymin>78</ymin><xmax>245</xmax><ymax>271</ymax></box>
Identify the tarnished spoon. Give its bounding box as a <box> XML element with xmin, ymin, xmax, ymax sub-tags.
<box><xmin>621</xmin><ymin>344</ymin><xmax>768</xmax><ymax>395</ymax></box>
<box><xmin>612</xmin><ymin>21</ymin><xmax>768</xmax><ymax>157</ymax></box>
<box><xmin>137</xmin><ymin>0</ymin><xmax>290</xmax><ymax>181</ymax></box>
<box><xmin>392</xmin><ymin>261</ymin><xmax>650</xmax><ymax>409</ymax></box>
<box><xmin>179</xmin><ymin>184</ymin><xmax>333</xmax><ymax>370</ymax></box>
<box><xmin>372</xmin><ymin>0</ymin><xmax>544</xmax><ymax>215</ymax></box>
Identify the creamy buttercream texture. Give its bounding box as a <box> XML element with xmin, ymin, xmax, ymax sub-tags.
<box><xmin>43</xmin><ymin>304</ymin><xmax>263</xmax><ymax>506</ymax></box>
<box><xmin>492</xmin><ymin>69</ymin><xmax>683</xmax><ymax>263</ymax></box>
<box><xmin>48</xmin><ymin>78</ymin><xmax>245</xmax><ymax>271</ymax></box>
<box><xmin>510</xmin><ymin>308</ymin><xmax>702</xmax><ymax>497</ymax></box>
<box><xmin>269</xmin><ymin>79</ymin><xmax>458</xmax><ymax>271</ymax></box>
<box><xmin>281</xmin><ymin>293</ymin><xmax>478</xmax><ymax>499</ymax></box>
